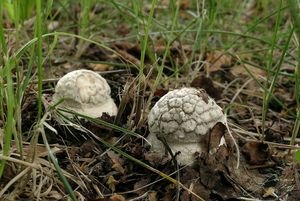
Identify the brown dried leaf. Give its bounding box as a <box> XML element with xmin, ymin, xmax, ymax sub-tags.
<box><xmin>153</xmin><ymin>89</ymin><xmax>168</xmax><ymax>98</ymax></box>
<box><xmin>179</xmin><ymin>0</ymin><xmax>190</xmax><ymax>9</ymax></box>
<box><xmin>107</xmin><ymin>175</ymin><xmax>118</xmax><ymax>192</ymax></box>
<box><xmin>89</xmin><ymin>63</ymin><xmax>111</xmax><ymax>71</ymax></box>
<box><xmin>115</xmin><ymin>49</ymin><xmax>140</xmax><ymax>66</ymax></box>
<box><xmin>242</xmin><ymin>141</ymin><xmax>270</xmax><ymax>165</ymax></box>
<box><xmin>107</xmin><ymin>150</ymin><xmax>126</xmax><ymax>174</ymax></box>
<box><xmin>263</xmin><ymin>187</ymin><xmax>276</xmax><ymax>198</ymax></box>
<box><xmin>21</xmin><ymin>144</ymin><xmax>62</xmax><ymax>158</ymax></box>
<box><xmin>208</xmin><ymin>122</ymin><xmax>227</xmax><ymax>156</ymax></box>
<box><xmin>110</xmin><ymin>194</ymin><xmax>126</xmax><ymax>201</ymax></box>
<box><xmin>116</xmin><ymin>24</ymin><xmax>131</xmax><ymax>37</ymax></box>
<box><xmin>162</xmin><ymin>189</ymin><xmax>172</xmax><ymax>201</ymax></box>
<box><xmin>133</xmin><ymin>178</ymin><xmax>151</xmax><ymax>195</ymax></box>
<box><xmin>231</xmin><ymin>63</ymin><xmax>265</xmax><ymax>77</ymax></box>
<box><xmin>205</xmin><ymin>51</ymin><xmax>233</xmax><ymax>72</ymax></box>
<box><xmin>190</xmin><ymin>75</ymin><xmax>222</xmax><ymax>100</ymax></box>
<box><xmin>80</xmin><ymin>140</ymin><xmax>95</xmax><ymax>157</ymax></box>
<box><xmin>62</xmin><ymin>62</ymin><xmax>72</xmax><ymax>69</ymax></box>
<box><xmin>113</xmin><ymin>42</ymin><xmax>141</xmax><ymax>66</ymax></box>
<box><xmin>48</xmin><ymin>190</ymin><xmax>64</xmax><ymax>200</ymax></box>
<box><xmin>148</xmin><ymin>191</ymin><xmax>157</xmax><ymax>201</ymax></box>
<box><xmin>144</xmin><ymin>152</ymin><xmax>170</xmax><ymax>166</ymax></box>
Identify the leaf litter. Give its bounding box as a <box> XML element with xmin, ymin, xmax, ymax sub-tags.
<box><xmin>1</xmin><ymin>8</ymin><xmax>300</xmax><ymax>201</ymax></box>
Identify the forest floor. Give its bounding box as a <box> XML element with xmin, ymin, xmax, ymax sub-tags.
<box><xmin>0</xmin><ymin>1</ymin><xmax>300</xmax><ymax>201</ymax></box>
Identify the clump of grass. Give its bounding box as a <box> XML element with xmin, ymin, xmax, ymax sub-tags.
<box><xmin>0</xmin><ymin>0</ymin><xmax>16</xmax><ymax>179</ymax></box>
<box><xmin>3</xmin><ymin>0</ymin><xmax>35</xmax><ymax>25</ymax></box>
<box><xmin>74</xmin><ymin>0</ymin><xmax>94</xmax><ymax>58</ymax></box>
<box><xmin>288</xmin><ymin>0</ymin><xmax>300</xmax><ymax>163</ymax></box>
<box><xmin>261</xmin><ymin>0</ymin><xmax>284</xmax><ymax>139</ymax></box>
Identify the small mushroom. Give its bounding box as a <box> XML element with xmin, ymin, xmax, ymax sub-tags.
<box><xmin>147</xmin><ymin>87</ymin><xmax>225</xmax><ymax>165</ymax></box>
<box><xmin>52</xmin><ymin>69</ymin><xmax>117</xmax><ymax>118</ymax></box>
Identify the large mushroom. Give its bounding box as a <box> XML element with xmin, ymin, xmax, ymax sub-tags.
<box><xmin>147</xmin><ymin>87</ymin><xmax>226</xmax><ymax>165</ymax></box>
<box><xmin>52</xmin><ymin>69</ymin><xmax>118</xmax><ymax>118</ymax></box>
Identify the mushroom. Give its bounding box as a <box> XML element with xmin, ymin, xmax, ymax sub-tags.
<box><xmin>52</xmin><ymin>69</ymin><xmax>117</xmax><ymax>118</ymax></box>
<box><xmin>147</xmin><ymin>87</ymin><xmax>225</xmax><ymax>165</ymax></box>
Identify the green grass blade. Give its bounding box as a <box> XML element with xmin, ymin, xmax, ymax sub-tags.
<box><xmin>0</xmin><ymin>0</ymin><xmax>7</xmax><ymax>123</ymax></box>
<box><xmin>0</xmin><ymin>1</ymin><xmax>15</xmax><ymax>178</ymax></box>
<box><xmin>296</xmin><ymin>149</ymin><xmax>300</xmax><ymax>163</ymax></box>
<box><xmin>139</xmin><ymin>0</ymin><xmax>157</xmax><ymax>74</ymax></box>
<box><xmin>235</xmin><ymin>56</ymin><xmax>295</xmax><ymax>118</ymax></box>
<box><xmin>56</xmin><ymin>108</ymin><xmax>148</xmax><ymax>141</ymax></box>
<box><xmin>289</xmin><ymin>0</ymin><xmax>300</xmax><ymax>145</ymax></box>
<box><xmin>262</xmin><ymin>0</ymin><xmax>283</xmax><ymax>139</ymax></box>
<box><xmin>0</xmin><ymin>61</ymin><xmax>15</xmax><ymax>178</ymax></box>
<box><xmin>0</xmin><ymin>1</ymin><xmax>7</xmax><ymax>54</ymax></box>
<box><xmin>153</xmin><ymin>1</ymin><xmax>180</xmax><ymax>88</ymax></box>
<box><xmin>38</xmin><ymin>123</ymin><xmax>77</xmax><ymax>201</ymax></box>
<box><xmin>35</xmin><ymin>0</ymin><xmax>43</xmax><ymax>120</ymax></box>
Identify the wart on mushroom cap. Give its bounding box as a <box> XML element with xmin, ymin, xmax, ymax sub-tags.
<box><xmin>53</xmin><ymin>69</ymin><xmax>118</xmax><ymax>118</ymax></box>
<box><xmin>147</xmin><ymin>87</ymin><xmax>225</xmax><ymax>165</ymax></box>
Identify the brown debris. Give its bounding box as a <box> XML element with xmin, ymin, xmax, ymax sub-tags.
<box><xmin>133</xmin><ymin>178</ymin><xmax>151</xmax><ymax>196</ymax></box>
<box><xmin>153</xmin><ymin>88</ymin><xmax>168</xmax><ymax>98</ymax></box>
<box><xmin>109</xmin><ymin>194</ymin><xmax>126</xmax><ymax>201</ymax></box>
<box><xmin>205</xmin><ymin>51</ymin><xmax>233</xmax><ymax>72</ymax></box>
<box><xmin>242</xmin><ymin>141</ymin><xmax>271</xmax><ymax>165</ymax></box>
<box><xmin>147</xmin><ymin>191</ymin><xmax>157</xmax><ymax>201</ymax></box>
<box><xmin>144</xmin><ymin>152</ymin><xmax>170</xmax><ymax>166</ymax></box>
<box><xmin>190</xmin><ymin>75</ymin><xmax>222</xmax><ymax>100</ymax></box>
<box><xmin>116</xmin><ymin>24</ymin><xmax>131</xmax><ymax>37</ymax></box>
<box><xmin>107</xmin><ymin>150</ymin><xmax>126</xmax><ymax>174</ymax></box>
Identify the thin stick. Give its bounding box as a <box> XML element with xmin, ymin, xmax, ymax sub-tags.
<box><xmin>224</xmin><ymin>115</ymin><xmax>240</xmax><ymax>169</ymax></box>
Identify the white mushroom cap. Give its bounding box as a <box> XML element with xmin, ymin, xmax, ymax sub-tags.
<box><xmin>53</xmin><ymin>69</ymin><xmax>117</xmax><ymax>118</ymax></box>
<box><xmin>147</xmin><ymin>87</ymin><xmax>225</xmax><ymax>165</ymax></box>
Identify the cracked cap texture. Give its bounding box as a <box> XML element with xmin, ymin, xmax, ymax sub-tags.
<box><xmin>148</xmin><ymin>87</ymin><xmax>225</xmax><ymax>143</ymax></box>
<box><xmin>147</xmin><ymin>87</ymin><xmax>225</xmax><ymax>165</ymax></box>
<box><xmin>53</xmin><ymin>69</ymin><xmax>117</xmax><ymax>117</ymax></box>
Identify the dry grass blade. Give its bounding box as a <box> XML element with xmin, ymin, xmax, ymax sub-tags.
<box><xmin>0</xmin><ymin>167</ymin><xmax>31</xmax><ymax>197</ymax></box>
